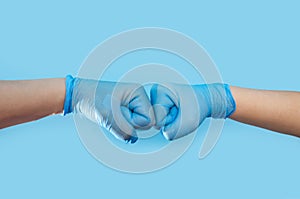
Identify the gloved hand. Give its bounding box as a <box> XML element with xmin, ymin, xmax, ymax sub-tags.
<box><xmin>150</xmin><ymin>83</ymin><xmax>236</xmax><ymax>140</ymax></box>
<box><xmin>64</xmin><ymin>75</ymin><xmax>154</xmax><ymax>143</ymax></box>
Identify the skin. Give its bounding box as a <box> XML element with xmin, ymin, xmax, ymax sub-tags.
<box><xmin>230</xmin><ymin>86</ymin><xmax>300</xmax><ymax>137</ymax></box>
<box><xmin>0</xmin><ymin>78</ymin><xmax>65</xmax><ymax>128</ymax></box>
<box><xmin>0</xmin><ymin>79</ymin><xmax>299</xmax><ymax>138</ymax></box>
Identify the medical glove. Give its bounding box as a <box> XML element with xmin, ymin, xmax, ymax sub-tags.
<box><xmin>150</xmin><ymin>83</ymin><xmax>236</xmax><ymax>140</ymax></box>
<box><xmin>64</xmin><ymin>75</ymin><xmax>154</xmax><ymax>143</ymax></box>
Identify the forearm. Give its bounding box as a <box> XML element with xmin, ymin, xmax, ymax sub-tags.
<box><xmin>0</xmin><ymin>78</ymin><xmax>65</xmax><ymax>128</ymax></box>
<box><xmin>229</xmin><ymin>86</ymin><xmax>300</xmax><ymax>137</ymax></box>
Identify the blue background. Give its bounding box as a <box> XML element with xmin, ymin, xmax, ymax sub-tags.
<box><xmin>1</xmin><ymin>0</ymin><xmax>299</xmax><ymax>198</ymax></box>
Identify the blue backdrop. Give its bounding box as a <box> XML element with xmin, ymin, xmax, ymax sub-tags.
<box><xmin>0</xmin><ymin>1</ymin><xmax>299</xmax><ymax>198</ymax></box>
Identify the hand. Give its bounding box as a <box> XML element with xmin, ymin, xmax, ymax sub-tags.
<box><xmin>64</xmin><ymin>76</ymin><xmax>154</xmax><ymax>143</ymax></box>
<box><xmin>150</xmin><ymin>83</ymin><xmax>236</xmax><ymax>140</ymax></box>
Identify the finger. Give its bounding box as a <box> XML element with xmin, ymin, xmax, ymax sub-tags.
<box><xmin>121</xmin><ymin>106</ymin><xmax>147</xmax><ymax>129</ymax></box>
<box><xmin>126</xmin><ymin>86</ymin><xmax>155</xmax><ymax>129</ymax></box>
<box><xmin>110</xmin><ymin>120</ymin><xmax>138</xmax><ymax>144</ymax></box>
<box><xmin>150</xmin><ymin>84</ymin><xmax>178</xmax><ymax>128</ymax></box>
<box><xmin>109</xmin><ymin>97</ymin><xmax>138</xmax><ymax>144</ymax></box>
<box><xmin>162</xmin><ymin>85</ymin><xmax>201</xmax><ymax>141</ymax></box>
<box><xmin>162</xmin><ymin>109</ymin><xmax>187</xmax><ymax>141</ymax></box>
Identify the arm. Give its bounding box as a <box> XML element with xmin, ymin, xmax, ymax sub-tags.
<box><xmin>150</xmin><ymin>83</ymin><xmax>300</xmax><ymax>140</ymax></box>
<box><xmin>0</xmin><ymin>77</ymin><xmax>154</xmax><ymax>143</ymax></box>
<box><xmin>0</xmin><ymin>78</ymin><xmax>66</xmax><ymax>128</ymax></box>
<box><xmin>229</xmin><ymin>86</ymin><xmax>300</xmax><ymax>138</ymax></box>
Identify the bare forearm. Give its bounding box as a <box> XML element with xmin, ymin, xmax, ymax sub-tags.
<box><xmin>0</xmin><ymin>78</ymin><xmax>65</xmax><ymax>128</ymax></box>
<box><xmin>229</xmin><ymin>86</ymin><xmax>300</xmax><ymax>137</ymax></box>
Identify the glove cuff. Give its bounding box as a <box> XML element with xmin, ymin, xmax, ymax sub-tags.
<box><xmin>223</xmin><ymin>84</ymin><xmax>236</xmax><ymax>118</ymax></box>
<box><xmin>205</xmin><ymin>84</ymin><xmax>236</xmax><ymax>119</ymax></box>
<box><xmin>63</xmin><ymin>75</ymin><xmax>75</xmax><ymax>115</ymax></box>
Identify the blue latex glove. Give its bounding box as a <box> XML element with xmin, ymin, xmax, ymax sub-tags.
<box><xmin>150</xmin><ymin>83</ymin><xmax>236</xmax><ymax>140</ymax></box>
<box><xmin>64</xmin><ymin>75</ymin><xmax>154</xmax><ymax>143</ymax></box>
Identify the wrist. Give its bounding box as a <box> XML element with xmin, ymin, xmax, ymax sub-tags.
<box><xmin>63</xmin><ymin>75</ymin><xmax>76</xmax><ymax>115</ymax></box>
<box><xmin>223</xmin><ymin>84</ymin><xmax>236</xmax><ymax>117</ymax></box>
<box><xmin>195</xmin><ymin>83</ymin><xmax>236</xmax><ymax>119</ymax></box>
